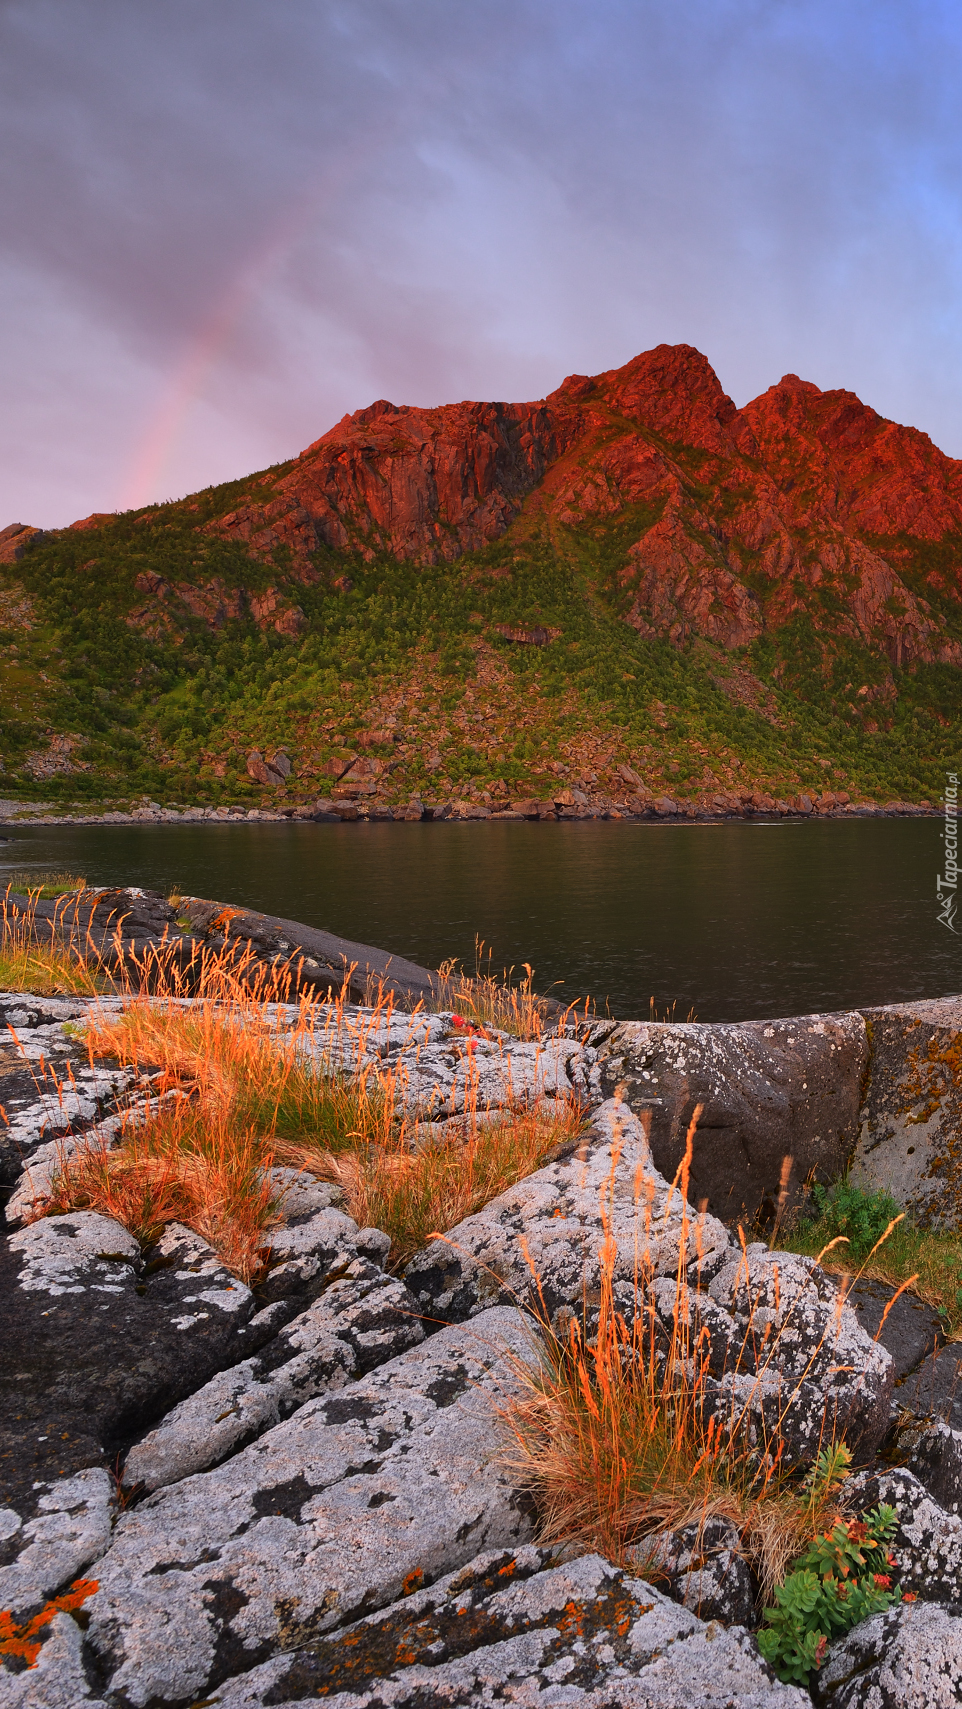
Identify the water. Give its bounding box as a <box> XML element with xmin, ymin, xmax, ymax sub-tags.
<box><xmin>0</xmin><ymin>817</ymin><xmax>956</xmax><ymax>1023</ymax></box>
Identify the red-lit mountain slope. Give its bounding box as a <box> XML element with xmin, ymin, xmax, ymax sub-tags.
<box><xmin>204</xmin><ymin>343</ymin><xmax>962</xmax><ymax>669</ymax></box>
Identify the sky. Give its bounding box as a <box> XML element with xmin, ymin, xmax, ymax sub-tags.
<box><xmin>2</xmin><ymin>0</ymin><xmax>962</xmax><ymax>527</ymax></box>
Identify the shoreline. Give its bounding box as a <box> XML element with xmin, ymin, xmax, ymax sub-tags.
<box><xmin>0</xmin><ymin>795</ymin><xmax>942</xmax><ymax>828</ymax></box>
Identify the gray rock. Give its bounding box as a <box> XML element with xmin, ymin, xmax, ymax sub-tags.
<box><xmin>900</xmin><ymin>1420</ymin><xmax>962</xmax><ymax>1515</ymax></box>
<box><xmin>900</xmin><ymin>1344</ymin><xmax>962</xmax><ymax>1429</ymax></box>
<box><xmin>403</xmin><ymin>1099</ymin><xmax>733</xmax><ymax>1328</ymax></box>
<box><xmin>816</xmin><ymin>1600</ymin><xmax>962</xmax><ymax>1706</ymax></box>
<box><xmin>258</xmin><ymin>1255</ymin><xmax>421</xmax><ymax>1374</ymax></box>
<box><xmin>178</xmin><ymin>896</ymin><xmax>443</xmax><ymax>1008</ymax></box>
<box><xmin>852</xmin><ymin>995</ymin><xmax>962</xmax><ymax>1228</ymax></box>
<box><xmin>258</xmin><ymin>1203</ymin><xmax>366</xmax><ymax>1302</ymax></box>
<box><xmin>83</xmin><ymin>1307</ymin><xmax>538</xmax><ymax>1707</ymax></box>
<box><xmin>149</xmin><ymin>1220</ymin><xmax>255</xmax><ymax>1322</ymax></box>
<box><xmin>0</xmin><ymin>1054</ymin><xmax>141</xmax><ymax>1198</ymax></box>
<box><xmin>205</xmin><ymin>1548</ymin><xmax>807</xmax><ymax>1709</ymax></box>
<box><xmin>1</xmin><ymin>1609</ymin><xmax>108</xmax><ymax>1708</ymax></box>
<box><xmin>264</xmin><ymin>1165</ymin><xmax>347</xmax><ymax>1220</ymax></box>
<box><xmin>0</xmin><ymin>1215</ymin><xmax>281</xmax><ymax>1519</ymax></box>
<box><xmin>121</xmin><ymin>1355</ymin><xmax>286</xmax><ymax>1493</ymax></box>
<box><xmin>0</xmin><ymin>1467</ymin><xmax>114</xmax><ymax>1618</ymax></box>
<box><xmin>847</xmin><ymin>1466</ymin><xmax>962</xmax><ymax>1603</ymax></box>
<box><xmin>593</xmin><ymin>1011</ymin><xmax>867</xmax><ymax>1225</ymax></box>
<box><xmin>4</xmin><ymin>1116</ymin><xmax>126</xmax><ymax>1226</ymax></box>
<box><xmin>123</xmin><ymin>1259</ymin><xmax>424</xmax><ymax>1491</ymax></box>
<box><xmin>411</xmin><ymin>1100</ymin><xmax>563</xmax><ymax>1151</ymax></box>
<box><xmin>354</xmin><ymin>1224</ymin><xmax>392</xmax><ymax>1265</ymax></box>
<box><xmin>7</xmin><ymin>978</ymin><xmax>955</xmax><ymax>1707</ymax></box>
<box><xmin>0</xmin><ymin>992</ymin><xmax>141</xmax><ymax>1163</ymax></box>
<box><xmin>702</xmin><ymin>1246</ymin><xmax>893</xmax><ymax>1460</ymax></box>
<box><xmin>405</xmin><ymin>1101</ymin><xmax>892</xmax><ymax>1462</ymax></box>
<box><xmin>8</xmin><ymin>1209</ymin><xmax>140</xmax><ymax>1294</ymax></box>
<box><xmin>847</xmin><ymin>1277</ymin><xmax>945</xmax><ymax>1382</ymax></box>
<box><xmin>0</xmin><ymin>994</ymin><xmax>95</xmax><ymax>1032</ymax></box>
<box><xmin>316</xmin><ymin>1006</ymin><xmax>588</xmax><ymax>1119</ymax></box>
<box><xmin>635</xmin><ymin>1517</ymin><xmax>757</xmax><ymax>1627</ymax></box>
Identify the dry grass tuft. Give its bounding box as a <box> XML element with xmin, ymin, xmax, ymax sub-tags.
<box><xmin>46</xmin><ymin>1111</ymin><xmax>281</xmax><ymax>1282</ymax></box>
<box><xmin>81</xmin><ymin>985</ymin><xmax>383</xmax><ymax>1146</ymax></box>
<box><xmin>435</xmin><ymin>940</ymin><xmax>563</xmax><ymax>1040</ymax></box>
<box><xmin>44</xmin><ymin>968</ymin><xmax>387</xmax><ymax>1280</ymax></box>
<box><xmin>302</xmin><ymin>1100</ymin><xmax>586</xmax><ymax>1272</ymax></box>
<box><xmin>498</xmin><ymin>1124</ymin><xmax>854</xmax><ymax>1603</ymax></box>
<box><xmin>0</xmin><ymin>885</ymin><xmax>103</xmax><ymax>995</ymax></box>
<box><xmin>35</xmin><ymin>946</ymin><xmax>585</xmax><ymax>1279</ymax></box>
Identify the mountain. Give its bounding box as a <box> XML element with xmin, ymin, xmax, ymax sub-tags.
<box><xmin>1</xmin><ymin>343</ymin><xmax>960</xmax><ymax>810</ymax></box>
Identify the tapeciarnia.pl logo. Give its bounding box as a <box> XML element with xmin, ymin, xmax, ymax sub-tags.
<box><xmin>938</xmin><ymin>772</ymin><xmax>959</xmax><ymax>932</ymax></box>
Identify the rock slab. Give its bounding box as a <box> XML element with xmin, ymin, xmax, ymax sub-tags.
<box><xmin>817</xmin><ymin>1600</ymin><xmax>962</xmax><ymax>1706</ymax></box>
<box><xmin>206</xmin><ymin>1546</ymin><xmax>809</xmax><ymax>1709</ymax></box>
<box><xmin>82</xmin><ymin>1307</ymin><xmax>536</xmax><ymax>1707</ymax></box>
<box><xmin>405</xmin><ymin>1100</ymin><xmax>893</xmax><ymax>1462</ymax></box>
<box><xmin>853</xmin><ymin>996</ymin><xmax>962</xmax><ymax>1227</ymax></box>
<box><xmin>594</xmin><ymin>1011</ymin><xmax>867</xmax><ymax>1225</ymax></box>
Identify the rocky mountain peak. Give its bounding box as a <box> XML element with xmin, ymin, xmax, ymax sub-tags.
<box><xmin>52</xmin><ymin>342</ymin><xmax>962</xmax><ymax>676</ymax></box>
<box><xmin>593</xmin><ymin>341</ymin><xmax>739</xmax><ymax>452</ymax></box>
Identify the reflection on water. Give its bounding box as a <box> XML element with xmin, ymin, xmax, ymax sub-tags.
<box><xmin>0</xmin><ymin>817</ymin><xmax>956</xmax><ymax>1023</ymax></box>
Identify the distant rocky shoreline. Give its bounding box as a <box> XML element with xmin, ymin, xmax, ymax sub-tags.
<box><xmin>0</xmin><ymin>787</ymin><xmax>941</xmax><ymax>828</ymax></box>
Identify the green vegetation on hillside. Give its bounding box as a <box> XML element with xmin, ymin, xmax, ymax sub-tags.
<box><xmin>0</xmin><ymin>471</ymin><xmax>956</xmax><ymax>806</ymax></box>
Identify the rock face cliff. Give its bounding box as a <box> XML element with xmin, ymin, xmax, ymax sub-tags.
<box><xmin>203</xmin><ymin>343</ymin><xmax>962</xmax><ymax>666</ymax></box>
<box><xmin>207</xmin><ymin>396</ymin><xmax>576</xmax><ymax>566</ymax></box>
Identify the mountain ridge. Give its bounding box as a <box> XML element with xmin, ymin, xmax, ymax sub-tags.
<box><xmin>193</xmin><ymin>342</ymin><xmax>962</xmax><ymax>672</ymax></box>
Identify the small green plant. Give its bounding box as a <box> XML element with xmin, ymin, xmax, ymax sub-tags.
<box><xmin>800</xmin><ymin>1443</ymin><xmax>853</xmax><ymax>1515</ymax></box>
<box><xmin>803</xmin><ymin>1179</ymin><xmax>903</xmax><ymax>1261</ymax></box>
<box><xmin>757</xmin><ymin>1503</ymin><xmax>906</xmax><ymax>1685</ymax></box>
<box><xmin>782</xmin><ymin>1179</ymin><xmax>962</xmax><ymax>1335</ymax></box>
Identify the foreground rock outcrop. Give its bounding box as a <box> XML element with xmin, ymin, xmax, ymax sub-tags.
<box><xmin>81</xmin><ymin>1308</ymin><xmax>535</xmax><ymax>1705</ymax></box>
<box><xmin>817</xmin><ymin>1600</ymin><xmax>962</xmax><ymax>1707</ymax></box>
<box><xmin>1</xmin><ymin>1081</ymin><xmax>833</xmax><ymax>1706</ymax></box>
<box><xmin>591</xmin><ymin>994</ymin><xmax>962</xmax><ymax>1229</ymax></box>
<box><xmin>403</xmin><ymin>1102</ymin><xmax>892</xmax><ymax>1463</ymax></box>
<box><xmin>3</xmin><ymin>932</ymin><xmax>962</xmax><ymax>1703</ymax></box>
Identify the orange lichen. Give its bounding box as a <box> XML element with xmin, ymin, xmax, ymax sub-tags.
<box><xmin>0</xmin><ymin>1578</ymin><xmax>98</xmax><ymax>1668</ymax></box>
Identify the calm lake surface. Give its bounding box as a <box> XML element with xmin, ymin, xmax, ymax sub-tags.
<box><xmin>0</xmin><ymin>817</ymin><xmax>956</xmax><ymax>1023</ymax></box>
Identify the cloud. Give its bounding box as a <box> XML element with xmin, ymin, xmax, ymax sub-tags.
<box><xmin>2</xmin><ymin>0</ymin><xmax>962</xmax><ymax>523</ymax></box>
